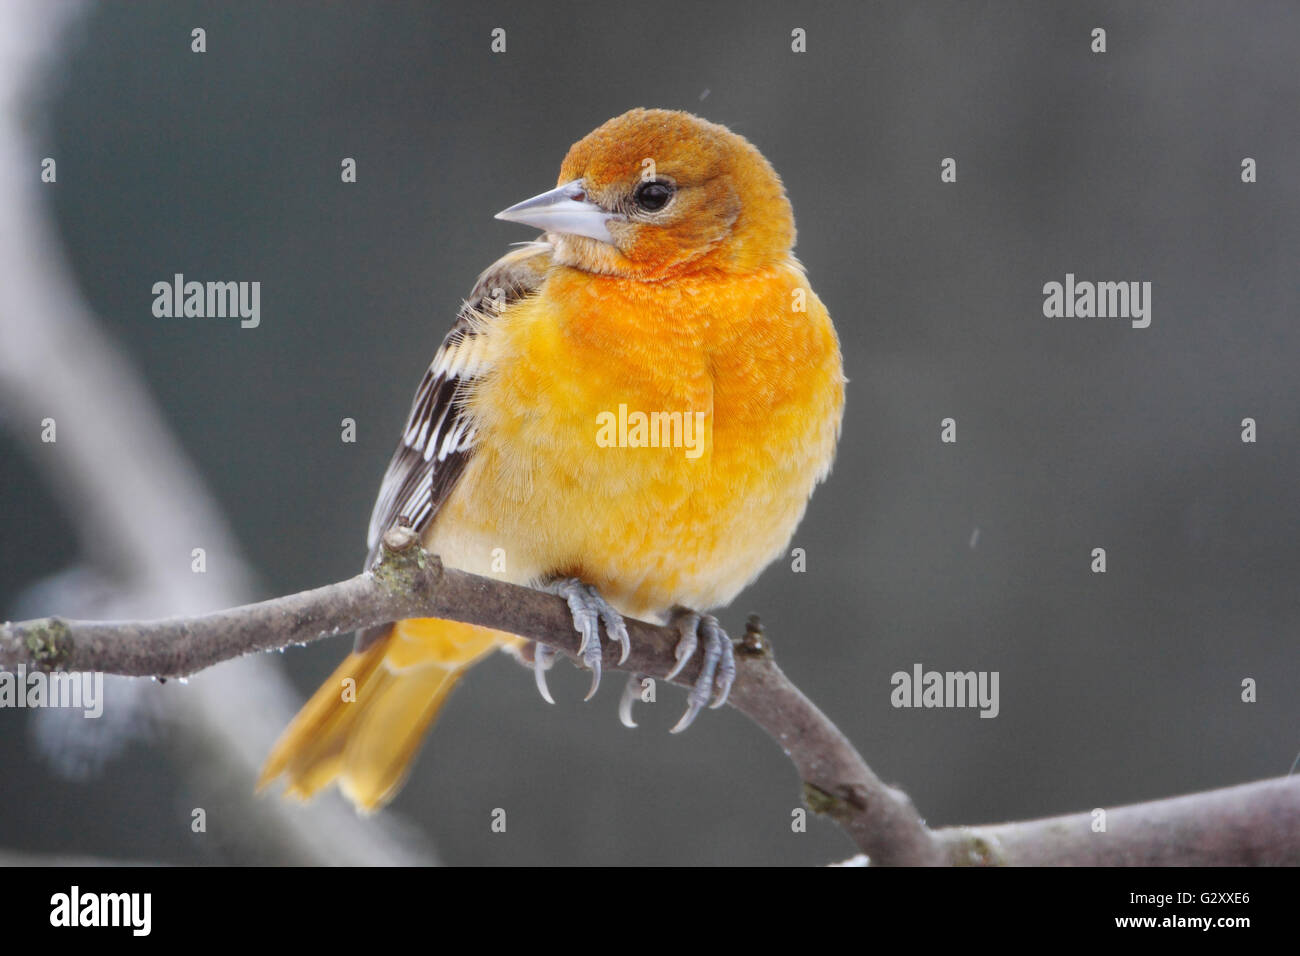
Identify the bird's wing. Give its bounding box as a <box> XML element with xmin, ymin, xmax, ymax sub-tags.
<box><xmin>362</xmin><ymin>241</ymin><xmax>552</xmax><ymax>571</ymax></box>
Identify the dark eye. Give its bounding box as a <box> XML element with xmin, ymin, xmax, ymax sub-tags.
<box><xmin>633</xmin><ymin>180</ymin><xmax>674</xmax><ymax>212</ymax></box>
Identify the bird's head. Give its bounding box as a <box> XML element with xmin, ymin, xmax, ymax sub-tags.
<box><xmin>496</xmin><ymin>108</ymin><xmax>796</xmax><ymax>281</ymax></box>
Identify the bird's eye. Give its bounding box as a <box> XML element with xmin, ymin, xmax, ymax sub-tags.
<box><xmin>632</xmin><ymin>180</ymin><xmax>674</xmax><ymax>212</ymax></box>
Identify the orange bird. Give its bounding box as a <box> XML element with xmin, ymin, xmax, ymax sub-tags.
<box><xmin>259</xmin><ymin>108</ymin><xmax>845</xmax><ymax>811</ymax></box>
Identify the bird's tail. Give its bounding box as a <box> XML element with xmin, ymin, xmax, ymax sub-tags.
<box><xmin>258</xmin><ymin>617</ymin><xmax>510</xmax><ymax>812</ymax></box>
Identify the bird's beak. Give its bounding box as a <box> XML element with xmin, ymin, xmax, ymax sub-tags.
<box><xmin>495</xmin><ymin>179</ymin><xmax>619</xmax><ymax>244</ymax></box>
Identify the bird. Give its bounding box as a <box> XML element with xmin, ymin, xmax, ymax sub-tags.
<box><xmin>258</xmin><ymin>108</ymin><xmax>845</xmax><ymax>812</ymax></box>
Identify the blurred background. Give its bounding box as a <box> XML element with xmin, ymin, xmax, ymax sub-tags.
<box><xmin>1</xmin><ymin>0</ymin><xmax>1297</xmax><ymax>865</ymax></box>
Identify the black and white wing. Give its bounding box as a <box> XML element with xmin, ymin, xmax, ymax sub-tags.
<box><xmin>361</xmin><ymin>241</ymin><xmax>551</xmax><ymax>579</ymax></box>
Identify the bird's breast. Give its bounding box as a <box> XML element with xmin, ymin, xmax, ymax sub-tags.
<box><xmin>430</xmin><ymin>261</ymin><xmax>845</xmax><ymax>620</ymax></box>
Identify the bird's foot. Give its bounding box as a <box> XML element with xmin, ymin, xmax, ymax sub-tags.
<box><xmin>664</xmin><ymin>607</ymin><xmax>736</xmax><ymax>733</ymax></box>
<box><xmin>536</xmin><ymin>578</ymin><xmax>629</xmax><ymax>702</ymax></box>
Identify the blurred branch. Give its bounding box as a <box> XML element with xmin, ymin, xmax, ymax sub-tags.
<box><xmin>936</xmin><ymin>777</ymin><xmax>1300</xmax><ymax>866</ymax></box>
<box><xmin>7</xmin><ymin>526</ymin><xmax>1297</xmax><ymax>866</ymax></box>
<box><xmin>0</xmin><ymin>848</ymin><xmax>162</xmax><ymax>867</ymax></box>
<box><xmin>0</xmin><ymin>0</ymin><xmax>433</xmax><ymax>865</ymax></box>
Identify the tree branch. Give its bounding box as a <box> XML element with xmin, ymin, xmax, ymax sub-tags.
<box><xmin>935</xmin><ymin>776</ymin><xmax>1300</xmax><ymax>866</ymax></box>
<box><xmin>5</xmin><ymin>525</ymin><xmax>1297</xmax><ymax>865</ymax></box>
<box><xmin>0</xmin><ymin>525</ymin><xmax>941</xmax><ymax>865</ymax></box>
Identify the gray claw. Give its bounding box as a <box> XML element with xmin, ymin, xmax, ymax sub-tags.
<box><xmin>711</xmin><ymin>625</ymin><xmax>736</xmax><ymax>709</ymax></box>
<box><xmin>547</xmin><ymin>577</ymin><xmax>629</xmax><ymax>702</ymax></box>
<box><xmin>533</xmin><ymin>642</ymin><xmax>557</xmax><ymax>705</ymax></box>
<box><xmin>618</xmin><ymin>672</ymin><xmax>644</xmax><ymax>728</ymax></box>
<box><xmin>668</xmin><ymin>610</ymin><xmax>733</xmax><ymax>733</ymax></box>
<box><xmin>557</xmin><ymin>580</ymin><xmax>600</xmax><ymax>655</ymax></box>
<box><xmin>583</xmin><ymin>648</ymin><xmax>602</xmax><ymax>701</ymax></box>
<box><xmin>590</xmin><ymin>585</ymin><xmax>631</xmax><ymax>665</ymax></box>
<box><xmin>665</xmin><ymin>610</ymin><xmax>699</xmax><ymax>681</ymax></box>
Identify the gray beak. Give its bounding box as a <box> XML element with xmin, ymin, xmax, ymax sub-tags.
<box><xmin>495</xmin><ymin>179</ymin><xmax>620</xmax><ymax>244</ymax></box>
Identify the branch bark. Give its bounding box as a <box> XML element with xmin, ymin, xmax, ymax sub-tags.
<box><xmin>5</xmin><ymin>525</ymin><xmax>1296</xmax><ymax>866</ymax></box>
<box><xmin>935</xmin><ymin>776</ymin><xmax>1300</xmax><ymax>866</ymax></box>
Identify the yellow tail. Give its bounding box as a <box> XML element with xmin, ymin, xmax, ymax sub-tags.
<box><xmin>258</xmin><ymin>618</ymin><xmax>513</xmax><ymax>812</ymax></box>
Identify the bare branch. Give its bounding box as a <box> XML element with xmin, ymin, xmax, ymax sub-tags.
<box><xmin>0</xmin><ymin>525</ymin><xmax>942</xmax><ymax>865</ymax></box>
<box><xmin>7</xmin><ymin>524</ymin><xmax>1297</xmax><ymax>866</ymax></box>
<box><xmin>936</xmin><ymin>776</ymin><xmax>1300</xmax><ymax>866</ymax></box>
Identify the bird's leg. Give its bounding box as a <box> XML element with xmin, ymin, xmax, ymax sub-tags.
<box><xmin>665</xmin><ymin>607</ymin><xmax>736</xmax><ymax>733</ymax></box>
<box><xmin>539</xmin><ymin>577</ymin><xmax>630</xmax><ymax>701</ymax></box>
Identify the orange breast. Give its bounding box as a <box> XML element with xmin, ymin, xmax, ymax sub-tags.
<box><xmin>430</xmin><ymin>259</ymin><xmax>844</xmax><ymax>620</ymax></box>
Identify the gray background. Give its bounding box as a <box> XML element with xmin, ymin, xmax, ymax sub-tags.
<box><xmin>1</xmin><ymin>0</ymin><xmax>1297</xmax><ymax>865</ymax></box>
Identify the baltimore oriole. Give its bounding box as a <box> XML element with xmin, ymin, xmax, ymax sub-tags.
<box><xmin>259</xmin><ymin>108</ymin><xmax>845</xmax><ymax>811</ymax></box>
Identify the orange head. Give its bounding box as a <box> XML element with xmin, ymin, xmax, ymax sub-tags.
<box><xmin>496</xmin><ymin>108</ymin><xmax>796</xmax><ymax>281</ymax></box>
